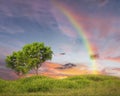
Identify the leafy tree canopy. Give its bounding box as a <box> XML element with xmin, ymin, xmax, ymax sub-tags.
<box><xmin>6</xmin><ymin>42</ymin><xmax>53</xmax><ymax>76</ymax></box>
<box><xmin>23</xmin><ymin>42</ymin><xmax>53</xmax><ymax>75</ymax></box>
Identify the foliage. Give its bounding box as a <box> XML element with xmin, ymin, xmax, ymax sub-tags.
<box><xmin>22</xmin><ymin>42</ymin><xmax>53</xmax><ymax>75</ymax></box>
<box><xmin>5</xmin><ymin>42</ymin><xmax>53</xmax><ymax>76</ymax></box>
<box><xmin>6</xmin><ymin>51</ymin><xmax>29</xmax><ymax>76</ymax></box>
<box><xmin>0</xmin><ymin>75</ymin><xmax>120</xmax><ymax>96</ymax></box>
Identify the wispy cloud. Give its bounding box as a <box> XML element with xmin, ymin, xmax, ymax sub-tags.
<box><xmin>105</xmin><ymin>56</ymin><xmax>120</xmax><ymax>63</ymax></box>
<box><xmin>0</xmin><ymin>35</ymin><xmax>25</xmax><ymax>64</ymax></box>
<box><xmin>0</xmin><ymin>25</ymin><xmax>24</xmax><ymax>34</ymax></box>
<box><xmin>51</xmin><ymin>5</ymin><xmax>78</xmax><ymax>38</ymax></box>
<box><xmin>97</xmin><ymin>0</ymin><xmax>109</xmax><ymax>7</ymax></box>
<box><xmin>101</xmin><ymin>67</ymin><xmax>120</xmax><ymax>77</ymax></box>
<box><xmin>59</xmin><ymin>26</ymin><xmax>77</xmax><ymax>38</ymax></box>
<box><xmin>0</xmin><ymin>0</ymin><xmax>58</xmax><ymax>34</ymax></box>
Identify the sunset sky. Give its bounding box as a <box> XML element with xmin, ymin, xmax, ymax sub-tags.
<box><xmin>0</xmin><ymin>0</ymin><xmax>120</xmax><ymax>76</ymax></box>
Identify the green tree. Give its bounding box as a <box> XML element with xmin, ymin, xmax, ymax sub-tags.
<box><xmin>6</xmin><ymin>51</ymin><xmax>29</xmax><ymax>76</ymax></box>
<box><xmin>6</xmin><ymin>42</ymin><xmax>53</xmax><ymax>76</ymax></box>
<box><xmin>22</xmin><ymin>42</ymin><xmax>53</xmax><ymax>75</ymax></box>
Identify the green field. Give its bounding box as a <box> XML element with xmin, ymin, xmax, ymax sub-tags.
<box><xmin>0</xmin><ymin>75</ymin><xmax>120</xmax><ymax>96</ymax></box>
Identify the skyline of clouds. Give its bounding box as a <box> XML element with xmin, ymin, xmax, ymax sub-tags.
<box><xmin>0</xmin><ymin>0</ymin><xmax>120</xmax><ymax>72</ymax></box>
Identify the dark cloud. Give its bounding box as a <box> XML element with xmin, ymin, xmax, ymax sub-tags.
<box><xmin>60</xmin><ymin>53</ymin><xmax>66</xmax><ymax>55</ymax></box>
<box><xmin>90</xmin><ymin>54</ymin><xmax>99</xmax><ymax>59</ymax></box>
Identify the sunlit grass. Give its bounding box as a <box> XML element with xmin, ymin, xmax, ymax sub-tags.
<box><xmin>0</xmin><ymin>75</ymin><xmax>120</xmax><ymax>96</ymax></box>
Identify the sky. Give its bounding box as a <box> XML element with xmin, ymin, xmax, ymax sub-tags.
<box><xmin>0</xmin><ymin>0</ymin><xmax>120</xmax><ymax>73</ymax></box>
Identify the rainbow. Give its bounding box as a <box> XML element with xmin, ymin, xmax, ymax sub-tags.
<box><xmin>53</xmin><ymin>1</ymin><xmax>98</xmax><ymax>74</ymax></box>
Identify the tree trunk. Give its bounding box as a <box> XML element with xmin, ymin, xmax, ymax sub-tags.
<box><xmin>34</xmin><ymin>64</ymin><xmax>41</xmax><ymax>75</ymax></box>
<box><xmin>17</xmin><ymin>72</ymin><xmax>23</xmax><ymax>78</ymax></box>
<box><xmin>35</xmin><ymin>68</ymin><xmax>39</xmax><ymax>75</ymax></box>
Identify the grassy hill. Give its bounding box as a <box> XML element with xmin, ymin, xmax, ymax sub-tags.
<box><xmin>0</xmin><ymin>75</ymin><xmax>120</xmax><ymax>96</ymax></box>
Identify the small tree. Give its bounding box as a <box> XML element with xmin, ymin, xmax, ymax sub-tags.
<box><xmin>6</xmin><ymin>51</ymin><xmax>29</xmax><ymax>76</ymax></box>
<box><xmin>22</xmin><ymin>42</ymin><xmax>53</xmax><ymax>75</ymax></box>
<box><xmin>6</xmin><ymin>42</ymin><xmax>53</xmax><ymax>76</ymax></box>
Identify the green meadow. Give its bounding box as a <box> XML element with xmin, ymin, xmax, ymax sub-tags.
<box><xmin>0</xmin><ymin>75</ymin><xmax>120</xmax><ymax>96</ymax></box>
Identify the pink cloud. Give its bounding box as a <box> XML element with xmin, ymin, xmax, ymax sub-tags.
<box><xmin>75</xmin><ymin>15</ymin><xmax>120</xmax><ymax>58</ymax></box>
<box><xmin>84</xmin><ymin>0</ymin><xmax>109</xmax><ymax>7</ymax></box>
<box><xmin>101</xmin><ymin>67</ymin><xmax>120</xmax><ymax>77</ymax></box>
<box><xmin>105</xmin><ymin>57</ymin><xmax>120</xmax><ymax>63</ymax></box>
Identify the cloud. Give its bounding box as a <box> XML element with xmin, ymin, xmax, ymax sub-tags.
<box><xmin>0</xmin><ymin>46</ymin><xmax>12</xmax><ymax>57</ymax></box>
<box><xmin>83</xmin><ymin>0</ymin><xmax>109</xmax><ymax>7</ymax></box>
<box><xmin>105</xmin><ymin>56</ymin><xmax>120</xmax><ymax>63</ymax></box>
<box><xmin>0</xmin><ymin>45</ymin><xmax>19</xmax><ymax>65</ymax></box>
<box><xmin>0</xmin><ymin>25</ymin><xmax>24</xmax><ymax>34</ymax></box>
<box><xmin>101</xmin><ymin>67</ymin><xmax>120</xmax><ymax>77</ymax></box>
<box><xmin>0</xmin><ymin>35</ymin><xmax>25</xmax><ymax>65</ymax></box>
<box><xmin>53</xmin><ymin>1</ymin><xmax>120</xmax><ymax>62</ymax></box>
<box><xmin>51</xmin><ymin>5</ymin><xmax>78</xmax><ymax>38</ymax></box>
<box><xmin>0</xmin><ymin>0</ymin><xmax>50</xmax><ymax>17</ymax></box>
<box><xmin>59</xmin><ymin>26</ymin><xmax>77</xmax><ymax>38</ymax></box>
<box><xmin>0</xmin><ymin>68</ymin><xmax>18</xmax><ymax>80</ymax></box>
<box><xmin>39</xmin><ymin>62</ymin><xmax>90</xmax><ymax>79</ymax></box>
<box><xmin>97</xmin><ymin>0</ymin><xmax>109</xmax><ymax>7</ymax></box>
<box><xmin>0</xmin><ymin>46</ymin><xmax>14</xmax><ymax>66</ymax></box>
<box><xmin>59</xmin><ymin>44</ymin><xmax>73</xmax><ymax>53</ymax></box>
<box><xmin>0</xmin><ymin>35</ymin><xmax>25</xmax><ymax>48</ymax></box>
<box><xmin>0</xmin><ymin>0</ymin><xmax>59</xmax><ymax>34</ymax></box>
<box><xmin>76</xmin><ymin>16</ymin><xmax>120</xmax><ymax>58</ymax></box>
<box><xmin>90</xmin><ymin>54</ymin><xmax>99</xmax><ymax>59</ymax></box>
<box><xmin>52</xmin><ymin>2</ymin><xmax>120</xmax><ymax>60</ymax></box>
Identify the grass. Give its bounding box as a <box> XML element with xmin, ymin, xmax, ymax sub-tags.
<box><xmin>0</xmin><ymin>75</ymin><xmax>120</xmax><ymax>96</ymax></box>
